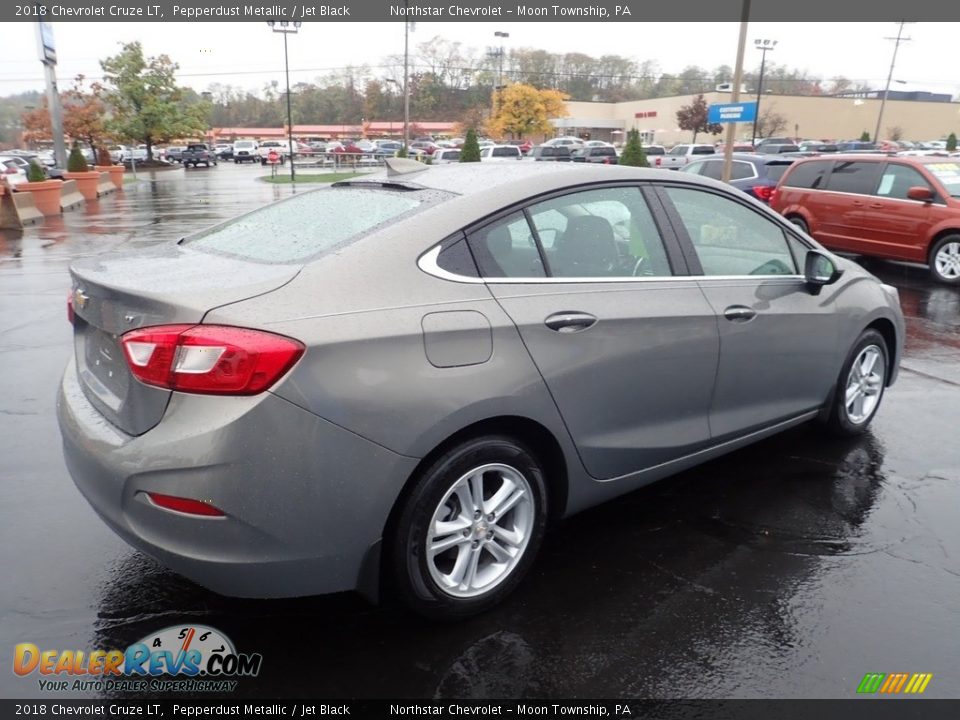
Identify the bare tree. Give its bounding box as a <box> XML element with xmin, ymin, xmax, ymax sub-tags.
<box><xmin>755</xmin><ymin>105</ymin><xmax>788</xmax><ymax>138</ymax></box>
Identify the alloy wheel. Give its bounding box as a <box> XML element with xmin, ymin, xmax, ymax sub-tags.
<box><xmin>425</xmin><ymin>463</ymin><xmax>534</xmax><ymax>599</ymax></box>
<box><xmin>844</xmin><ymin>345</ymin><xmax>885</xmax><ymax>424</ymax></box>
<box><xmin>934</xmin><ymin>241</ymin><xmax>960</xmax><ymax>280</ymax></box>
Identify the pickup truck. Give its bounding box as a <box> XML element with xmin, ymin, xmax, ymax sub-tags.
<box><xmin>656</xmin><ymin>143</ymin><xmax>716</xmax><ymax>169</ymax></box>
<box><xmin>180</xmin><ymin>144</ymin><xmax>218</xmax><ymax>168</ymax></box>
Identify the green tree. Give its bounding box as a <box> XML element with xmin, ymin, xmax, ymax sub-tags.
<box><xmin>460</xmin><ymin>128</ymin><xmax>481</xmax><ymax>162</ymax></box>
<box><xmin>618</xmin><ymin>130</ymin><xmax>648</xmax><ymax>167</ymax></box>
<box><xmin>947</xmin><ymin>132</ymin><xmax>957</xmax><ymax>151</ymax></box>
<box><xmin>860</xmin><ymin>130</ymin><xmax>871</xmax><ymax>141</ymax></box>
<box><xmin>67</xmin><ymin>142</ymin><xmax>89</xmax><ymax>172</ymax></box>
<box><xmin>676</xmin><ymin>94</ymin><xmax>722</xmax><ymax>143</ymax></box>
<box><xmin>99</xmin><ymin>42</ymin><xmax>209</xmax><ymax>161</ymax></box>
<box><xmin>26</xmin><ymin>159</ymin><xmax>46</xmax><ymax>182</ymax></box>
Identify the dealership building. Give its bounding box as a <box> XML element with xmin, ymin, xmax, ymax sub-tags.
<box><xmin>554</xmin><ymin>91</ymin><xmax>960</xmax><ymax>146</ymax></box>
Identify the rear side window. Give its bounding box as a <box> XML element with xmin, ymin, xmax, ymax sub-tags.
<box><xmin>493</xmin><ymin>147</ymin><xmax>519</xmax><ymax>157</ymax></box>
<box><xmin>645</xmin><ymin>146</ymin><xmax>665</xmax><ymax>155</ymax></box>
<box><xmin>187</xmin><ymin>187</ymin><xmax>427</xmax><ymax>262</ymax></box>
<box><xmin>594</xmin><ymin>147</ymin><xmax>616</xmax><ymax>156</ymax></box>
<box><xmin>764</xmin><ymin>163</ymin><xmax>793</xmax><ymax>182</ymax></box>
<box><xmin>826</xmin><ymin>161</ymin><xmax>882</xmax><ymax>195</ymax></box>
<box><xmin>782</xmin><ymin>160</ymin><xmax>831</xmax><ymax>189</ymax></box>
<box><xmin>730</xmin><ymin>161</ymin><xmax>755</xmax><ymax>180</ymax></box>
<box><xmin>698</xmin><ymin>162</ymin><xmax>724</xmax><ymax>180</ymax></box>
<box><xmin>468</xmin><ymin>212</ymin><xmax>546</xmax><ymax>278</ymax></box>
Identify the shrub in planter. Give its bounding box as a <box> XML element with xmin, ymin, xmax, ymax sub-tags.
<box><xmin>94</xmin><ymin>146</ymin><xmax>124</xmax><ymax>190</ymax></box>
<box><xmin>19</xmin><ymin>160</ymin><xmax>62</xmax><ymax>216</ymax></box>
<box><xmin>67</xmin><ymin>143</ymin><xmax>89</xmax><ymax>172</ymax></box>
<box><xmin>27</xmin><ymin>160</ymin><xmax>46</xmax><ymax>182</ymax></box>
<box><xmin>96</xmin><ymin>147</ymin><xmax>113</xmax><ymax>166</ymax></box>
<box><xmin>64</xmin><ymin>142</ymin><xmax>101</xmax><ymax>200</ymax></box>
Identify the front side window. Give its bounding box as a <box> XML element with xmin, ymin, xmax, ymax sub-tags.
<box><xmin>663</xmin><ymin>186</ymin><xmax>798</xmax><ymax>277</ymax></box>
<box><xmin>875</xmin><ymin>164</ymin><xmax>933</xmax><ymax>200</ymax></box>
<box><xmin>669</xmin><ymin>146</ymin><xmax>688</xmax><ymax>156</ymax></box>
<box><xmin>826</xmin><ymin>161</ymin><xmax>882</xmax><ymax>195</ymax></box>
<box><xmin>527</xmin><ymin>187</ymin><xmax>673</xmax><ymax>278</ymax></box>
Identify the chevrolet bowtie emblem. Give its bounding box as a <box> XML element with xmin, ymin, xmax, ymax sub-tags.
<box><xmin>74</xmin><ymin>288</ymin><xmax>89</xmax><ymax>310</ymax></box>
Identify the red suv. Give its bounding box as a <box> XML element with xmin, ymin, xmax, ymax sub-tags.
<box><xmin>771</xmin><ymin>155</ymin><xmax>960</xmax><ymax>283</ymax></box>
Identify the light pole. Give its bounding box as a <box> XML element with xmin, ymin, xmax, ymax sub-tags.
<box><xmin>751</xmin><ymin>38</ymin><xmax>777</xmax><ymax>143</ymax></box>
<box><xmin>874</xmin><ymin>21</ymin><xmax>912</xmax><ymax>145</ymax></box>
<box><xmin>494</xmin><ymin>31</ymin><xmax>509</xmax><ymax>107</ymax></box>
<box><xmin>267</xmin><ymin>21</ymin><xmax>301</xmax><ymax>182</ymax></box>
<box><xmin>403</xmin><ymin>15</ymin><xmax>414</xmax><ymax>152</ymax></box>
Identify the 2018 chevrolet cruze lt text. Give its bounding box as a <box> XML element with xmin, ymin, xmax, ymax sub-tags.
<box><xmin>58</xmin><ymin>159</ymin><xmax>903</xmax><ymax>619</ymax></box>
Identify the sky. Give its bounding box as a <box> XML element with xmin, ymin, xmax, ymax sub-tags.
<box><xmin>3</xmin><ymin>21</ymin><xmax>960</xmax><ymax>99</ymax></box>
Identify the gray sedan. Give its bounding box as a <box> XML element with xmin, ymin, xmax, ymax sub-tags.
<box><xmin>58</xmin><ymin>159</ymin><xmax>903</xmax><ymax>619</ymax></box>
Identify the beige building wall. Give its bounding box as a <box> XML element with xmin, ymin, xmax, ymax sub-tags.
<box><xmin>559</xmin><ymin>93</ymin><xmax>960</xmax><ymax>146</ymax></box>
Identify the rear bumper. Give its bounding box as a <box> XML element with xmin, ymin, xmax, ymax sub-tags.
<box><xmin>57</xmin><ymin>358</ymin><xmax>418</xmax><ymax>598</ymax></box>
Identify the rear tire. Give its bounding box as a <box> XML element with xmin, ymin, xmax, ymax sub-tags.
<box><xmin>788</xmin><ymin>215</ymin><xmax>810</xmax><ymax>235</ymax></box>
<box><xmin>822</xmin><ymin>329</ymin><xmax>888</xmax><ymax>436</ymax></box>
<box><xmin>390</xmin><ymin>435</ymin><xmax>548</xmax><ymax>620</ymax></box>
<box><xmin>929</xmin><ymin>234</ymin><xmax>960</xmax><ymax>285</ymax></box>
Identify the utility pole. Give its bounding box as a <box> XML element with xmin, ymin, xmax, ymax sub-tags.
<box><xmin>721</xmin><ymin>0</ymin><xmax>751</xmax><ymax>183</ymax></box>
<box><xmin>874</xmin><ymin>21</ymin><xmax>911</xmax><ymax>145</ymax></box>
<box><xmin>267</xmin><ymin>21</ymin><xmax>302</xmax><ymax>182</ymax></box>
<box><xmin>35</xmin><ymin>22</ymin><xmax>66</xmax><ymax>169</ymax></box>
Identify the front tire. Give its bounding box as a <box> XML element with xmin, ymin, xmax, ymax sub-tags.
<box><xmin>929</xmin><ymin>234</ymin><xmax>960</xmax><ymax>285</ymax></box>
<box><xmin>823</xmin><ymin>329</ymin><xmax>888</xmax><ymax>436</ymax></box>
<box><xmin>390</xmin><ymin>436</ymin><xmax>548</xmax><ymax>620</ymax></box>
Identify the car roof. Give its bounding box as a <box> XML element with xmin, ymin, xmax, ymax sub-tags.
<box><xmin>792</xmin><ymin>153</ymin><xmax>951</xmax><ymax>164</ymax></box>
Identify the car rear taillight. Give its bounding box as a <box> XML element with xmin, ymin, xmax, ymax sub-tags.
<box><xmin>121</xmin><ymin>324</ymin><xmax>305</xmax><ymax>395</ymax></box>
<box><xmin>3</xmin><ymin>167</ymin><xmax>18</xmax><ymax>175</ymax></box>
<box><xmin>145</xmin><ymin>492</ymin><xmax>226</xmax><ymax>517</ymax></box>
<box><xmin>752</xmin><ymin>185</ymin><xmax>775</xmax><ymax>202</ymax></box>
<box><xmin>655</xmin><ymin>157</ymin><xmax>662</xmax><ymax>167</ymax></box>
<box><xmin>67</xmin><ymin>290</ymin><xmax>74</xmax><ymax>325</ymax></box>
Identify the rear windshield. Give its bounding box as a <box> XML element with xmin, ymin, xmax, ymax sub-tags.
<box><xmin>926</xmin><ymin>163</ymin><xmax>960</xmax><ymax>197</ymax></box>
<box><xmin>186</xmin><ymin>187</ymin><xmax>431</xmax><ymax>262</ymax></box>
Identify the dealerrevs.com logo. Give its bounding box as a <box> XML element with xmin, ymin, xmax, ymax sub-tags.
<box><xmin>13</xmin><ymin>625</ymin><xmax>262</xmax><ymax>693</ymax></box>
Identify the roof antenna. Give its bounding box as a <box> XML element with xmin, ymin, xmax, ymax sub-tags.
<box><xmin>385</xmin><ymin>157</ymin><xmax>429</xmax><ymax>176</ymax></box>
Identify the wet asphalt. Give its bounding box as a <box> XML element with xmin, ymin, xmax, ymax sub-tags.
<box><xmin>1</xmin><ymin>163</ymin><xmax>958</xmax><ymax>700</ymax></box>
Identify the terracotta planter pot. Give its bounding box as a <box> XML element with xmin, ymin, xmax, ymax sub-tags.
<box><xmin>18</xmin><ymin>180</ymin><xmax>62</xmax><ymax>216</ymax></box>
<box><xmin>95</xmin><ymin>165</ymin><xmax>125</xmax><ymax>190</ymax></box>
<box><xmin>63</xmin><ymin>171</ymin><xmax>101</xmax><ymax>201</ymax></box>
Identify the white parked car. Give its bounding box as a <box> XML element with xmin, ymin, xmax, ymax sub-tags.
<box><xmin>257</xmin><ymin>140</ymin><xmax>295</xmax><ymax>164</ymax></box>
<box><xmin>431</xmin><ymin>148</ymin><xmax>462</xmax><ymax>164</ymax></box>
<box><xmin>544</xmin><ymin>136</ymin><xmax>585</xmax><ymax>148</ymax></box>
<box><xmin>0</xmin><ymin>155</ymin><xmax>30</xmax><ymax>186</ymax></box>
<box><xmin>480</xmin><ymin>145</ymin><xmax>523</xmax><ymax>162</ymax></box>
<box><xmin>232</xmin><ymin>140</ymin><xmax>259</xmax><ymax>164</ymax></box>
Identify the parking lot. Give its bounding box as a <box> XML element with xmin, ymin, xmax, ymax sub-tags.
<box><xmin>1</xmin><ymin>162</ymin><xmax>958</xmax><ymax>699</ymax></box>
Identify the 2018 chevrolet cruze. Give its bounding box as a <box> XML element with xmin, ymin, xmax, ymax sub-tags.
<box><xmin>58</xmin><ymin>159</ymin><xmax>904</xmax><ymax>619</ymax></box>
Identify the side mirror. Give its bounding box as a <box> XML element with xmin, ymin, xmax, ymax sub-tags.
<box><xmin>805</xmin><ymin>250</ymin><xmax>843</xmax><ymax>290</ymax></box>
<box><xmin>906</xmin><ymin>185</ymin><xmax>934</xmax><ymax>202</ymax></box>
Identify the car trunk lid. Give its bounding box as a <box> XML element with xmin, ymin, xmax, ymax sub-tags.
<box><xmin>69</xmin><ymin>245</ymin><xmax>300</xmax><ymax>436</ymax></box>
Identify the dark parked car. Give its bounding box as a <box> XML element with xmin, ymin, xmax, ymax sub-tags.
<box><xmin>571</xmin><ymin>145</ymin><xmax>619</xmax><ymax>164</ymax></box>
<box><xmin>58</xmin><ymin>159</ymin><xmax>903</xmax><ymax>619</ymax></box>
<box><xmin>771</xmin><ymin>154</ymin><xmax>960</xmax><ymax>283</ymax></box>
<box><xmin>180</xmin><ymin>144</ymin><xmax>218</xmax><ymax>168</ymax></box>
<box><xmin>530</xmin><ymin>145</ymin><xmax>572</xmax><ymax>162</ymax></box>
<box><xmin>682</xmin><ymin>153</ymin><xmax>797</xmax><ymax>203</ymax></box>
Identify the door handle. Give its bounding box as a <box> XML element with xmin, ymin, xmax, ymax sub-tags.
<box><xmin>869</xmin><ymin>202</ymin><xmax>884</xmax><ymax>209</ymax></box>
<box><xmin>544</xmin><ymin>311</ymin><xmax>598</xmax><ymax>333</ymax></box>
<box><xmin>723</xmin><ymin>305</ymin><xmax>757</xmax><ymax>322</ymax></box>
<box><xmin>851</xmin><ymin>200</ymin><xmax>864</xmax><ymax>207</ymax></box>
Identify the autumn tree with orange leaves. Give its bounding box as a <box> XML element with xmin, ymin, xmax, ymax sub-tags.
<box><xmin>21</xmin><ymin>75</ymin><xmax>110</xmax><ymax>156</ymax></box>
<box><xmin>485</xmin><ymin>83</ymin><xmax>569</xmax><ymax>140</ymax></box>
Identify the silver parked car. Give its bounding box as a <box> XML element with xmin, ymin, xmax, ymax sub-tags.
<box><xmin>58</xmin><ymin>159</ymin><xmax>903</xmax><ymax>619</ymax></box>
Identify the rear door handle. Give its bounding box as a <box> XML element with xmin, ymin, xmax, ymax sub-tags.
<box><xmin>869</xmin><ymin>202</ymin><xmax>884</xmax><ymax>209</ymax></box>
<box><xmin>544</xmin><ymin>311</ymin><xmax>598</xmax><ymax>333</ymax></box>
<box><xmin>723</xmin><ymin>305</ymin><xmax>757</xmax><ymax>322</ymax></box>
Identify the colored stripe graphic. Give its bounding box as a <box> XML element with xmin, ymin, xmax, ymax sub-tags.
<box><xmin>857</xmin><ymin>673</ymin><xmax>885</xmax><ymax>693</ymax></box>
<box><xmin>858</xmin><ymin>672</ymin><xmax>933</xmax><ymax>694</ymax></box>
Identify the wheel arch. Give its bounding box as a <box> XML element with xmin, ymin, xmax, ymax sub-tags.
<box><xmin>864</xmin><ymin>317</ymin><xmax>899</xmax><ymax>387</ymax></box>
<box><xmin>361</xmin><ymin>415</ymin><xmax>569</xmax><ymax>605</ymax></box>
<box><xmin>927</xmin><ymin>227</ymin><xmax>960</xmax><ymax>255</ymax></box>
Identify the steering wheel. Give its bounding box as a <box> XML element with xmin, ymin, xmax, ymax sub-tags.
<box><xmin>750</xmin><ymin>259</ymin><xmax>792</xmax><ymax>276</ymax></box>
<box><xmin>632</xmin><ymin>257</ymin><xmax>647</xmax><ymax>276</ymax></box>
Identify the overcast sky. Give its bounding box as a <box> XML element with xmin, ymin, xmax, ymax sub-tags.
<box><xmin>4</xmin><ymin>22</ymin><xmax>960</xmax><ymax>98</ymax></box>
